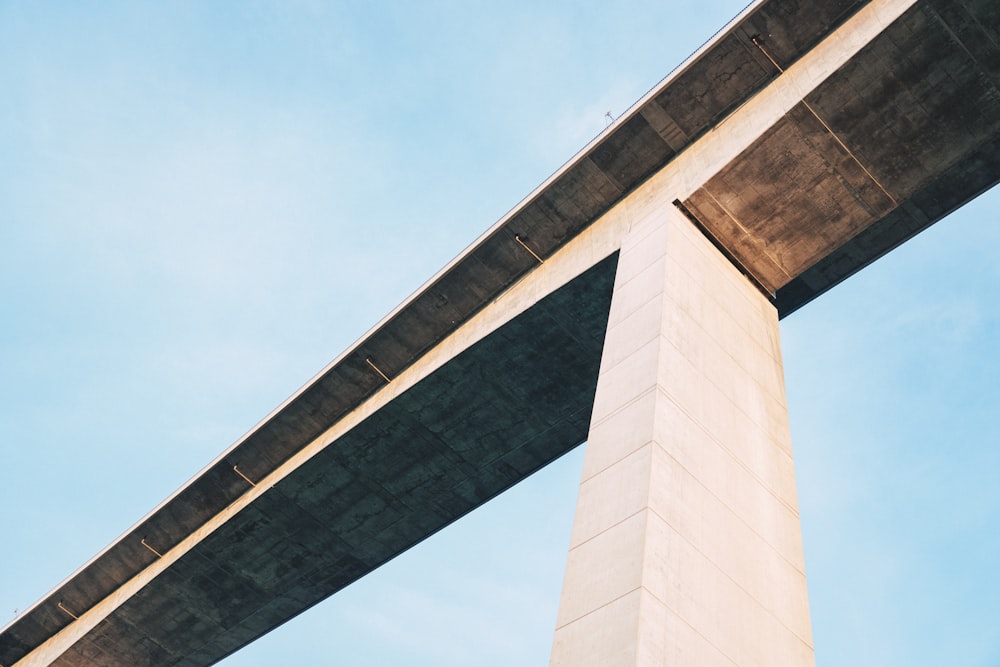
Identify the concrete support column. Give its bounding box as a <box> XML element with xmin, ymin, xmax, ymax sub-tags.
<box><xmin>550</xmin><ymin>208</ymin><xmax>813</xmax><ymax>666</ymax></box>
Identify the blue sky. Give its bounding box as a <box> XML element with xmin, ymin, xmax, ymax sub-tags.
<box><xmin>1</xmin><ymin>1</ymin><xmax>998</xmax><ymax>665</ymax></box>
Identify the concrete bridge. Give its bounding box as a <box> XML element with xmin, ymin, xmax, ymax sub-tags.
<box><xmin>3</xmin><ymin>0</ymin><xmax>999</xmax><ymax>664</ymax></box>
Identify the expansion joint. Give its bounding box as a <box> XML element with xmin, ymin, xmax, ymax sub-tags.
<box><xmin>672</xmin><ymin>200</ymin><xmax>776</xmax><ymax>303</ymax></box>
<box><xmin>750</xmin><ymin>34</ymin><xmax>897</xmax><ymax>207</ymax></box>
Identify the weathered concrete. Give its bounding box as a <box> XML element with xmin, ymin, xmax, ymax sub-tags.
<box><xmin>3</xmin><ymin>0</ymin><xmax>1000</xmax><ymax>664</ymax></box>
<box><xmin>686</xmin><ymin>0</ymin><xmax>1000</xmax><ymax>312</ymax></box>
<box><xmin>551</xmin><ymin>209</ymin><xmax>811</xmax><ymax>666</ymax></box>
<box><xmin>5</xmin><ymin>255</ymin><xmax>619</xmax><ymax>666</ymax></box>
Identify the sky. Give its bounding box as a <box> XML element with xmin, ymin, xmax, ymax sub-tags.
<box><xmin>1</xmin><ymin>1</ymin><xmax>998</xmax><ymax>665</ymax></box>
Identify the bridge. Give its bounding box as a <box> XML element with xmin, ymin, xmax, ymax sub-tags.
<box><xmin>3</xmin><ymin>0</ymin><xmax>999</xmax><ymax>664</ymax></box>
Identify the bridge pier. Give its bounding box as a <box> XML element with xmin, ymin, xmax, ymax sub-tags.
<box><xmin>8</xmin><ymin>0</ymin><xmax>1000</xmax><ymax>662</ymax></box>
<box><xmin>551</xmin><ymin>208</ymin><xmax>813</xmax><ymax>665</ymax></box>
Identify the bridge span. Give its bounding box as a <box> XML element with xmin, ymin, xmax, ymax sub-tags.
<box><xmin>3</xmin><ymin>0</ymin><xmax>999</xmax><ymax>664</ymax></box>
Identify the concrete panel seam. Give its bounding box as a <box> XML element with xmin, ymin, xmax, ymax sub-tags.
<box><xmin>564</xmin><ymin>506</ymin><xmax>648</xmax><ymax>556</ymax></box>
<box><xmin>672</xmin><ymin>198</ymin><xmax>779</xmax><ymax>301</ymax></box>
<box><xmin>636</xmin><ymin>588</ymin><xmax>741</xmax><ymax>667</ymax></box>
<box><xmin>643</xmin><ymin>507</ymin><xmax>814</xmax><ymax>650</ymax></box>
<box><xmin>655</xmin><ymin>322</ymin><xmax>788</xmax><ymax>424</ymax></box>
<box><xmin>659</xmin><ymin>289</ymin><xmax>789</xmax><ymax>409</ymax></box>
<box><xmin>649</xmin><ymin>439</ymin><xmax>806</xmax><ymax>576</ymax></box>
<box><xmin>652</xmin><ymin>385</ymin><xmax>800</xmax><ymax>517</ymax></box>
<box><xmin>695</xmin><ymin>187</ymin><xmax>794</xmax><ymax>287</ymax></box>
<box><xmin>552</xmin><ymin>586</ymin><xmax>644</xmax><ymax>632</ymax></box>
<box><xmin>577</xmin><ymin>435</ymin><xmax>660</xmax><ymax>487</ymax></box>
<box><xmin>607</xmin><ymin>259</ymin><xmax>670</xmax><ymax>327</ymax></box>
<box><xmin>601</xmin><ymin>321</ymin><xmax>664</xmax><ymax>365</ymax></box>
<box><xmin>665</xmin><ymin>260</ymin><xmax>781</xmax><ymax>380</ymax></box>
<box><xmin>661</xmin><ymin>243</ymin><xmax>782</xmax><ymax>364</ymax></box>
<box><xmin>654</xmin><ymin>333</ymin><xmax>794</xmax><ymax>457</ymax></box>
<box><xmin>587</xmin><ymin>385</ymin><xmax>659</xmax><ymax>432</ymax></box>
<box><xmin>611</xmin><ymin>276</ymin><xmax>669</xmax><ymax>325</ymax></box>
<box><xmin>661</xmin><ymin>241</ymin><xmax>776</xmax><ymax>344</ymax></box>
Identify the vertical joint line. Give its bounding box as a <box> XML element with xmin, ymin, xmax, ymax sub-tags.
<box><xmin>233</xmin><ymin>465</ymin><xmax>258</xmax><ymax>488</ymax></box>
<box><xmin>514</xmin><ymin>235</ymin><xmax>544</xmax><ymax>264</ymax></box>
<box><xmin>800</xmin><ymin>99</ymin><xmax>898</xmax><ymax>206</ymax></box>
<box><xmin>750</xmin><ymin>34</ymin><xmax>896</xmax><ymax>206</ymax></box>
<box><xmin>672</xmin><ymin>199</ymin><xmax>776</xmax><ymax>302</ymax></box>
<box><xmin>141</xmin><ymin>538</ymin><xmax>164</xmax><ymax>558</ymax></box>
<box><xmin>57</xmin><ymin>602</ymin><xmax>79</xmax><ymax>621</ymax></box>
<box><xmin>365</xmin><ymin>357</ymin><xmax>392</xmax><ymax>383</ymax></box>
<box><xmin>750</xmin><ymin>35</ymin><xmax>784</xmax><ymax>73</ymax></box>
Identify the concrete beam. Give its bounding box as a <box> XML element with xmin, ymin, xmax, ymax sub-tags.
<box><xmin>3</xmin><ymin>0</ymin><xmax>1000</xmax><ymax>663</ymax></box>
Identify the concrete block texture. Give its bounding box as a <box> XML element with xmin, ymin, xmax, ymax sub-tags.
<box><xmin>550</xmin><ymin>208</ymin><xmax>813</xmax><ymax>666</ymax></box>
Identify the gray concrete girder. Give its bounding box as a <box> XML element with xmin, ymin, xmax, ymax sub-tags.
<box><xmin>6</xmin><ymin>0</ymin><xmax>1000</xmax><ymax>663</ymax></box>
<box><xmin>33</xmin><ymin>256</ymin><xmax>617</xmax><ymax>666</ymax></box>
<box><xmin>686</xmin><ymin>0</ymin><xmax>1000</xmax><ymax>308</ymax></box>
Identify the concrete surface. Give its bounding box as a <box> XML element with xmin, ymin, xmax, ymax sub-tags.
<box><xmin>3</xmin><ymin>0</ymin><xmax>999</xmax><ymax>664</ymax></box>
<box><xmin>550</xmin><ymin>208</ymin><xmax>811</xmax><ymax>666</ymax></box>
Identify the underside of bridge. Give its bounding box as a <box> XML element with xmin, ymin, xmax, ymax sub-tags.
<box><xmin>28</xmin><ymin>257</ymin><xmax>618</xmax><ymax>666</ymax></box>
<box><xmin>3</xmin><ymin>0</ymin><xmax>999</xmax><ymax>664</ymax></box>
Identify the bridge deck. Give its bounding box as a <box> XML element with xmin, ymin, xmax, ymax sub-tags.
<box><xmin>3</xmin><ymin>0</ymin><xmax>999</xmax><ymax>664</ymax></box>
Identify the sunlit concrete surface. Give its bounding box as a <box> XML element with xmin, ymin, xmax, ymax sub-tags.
<box><xmin>551</xmin><ymin>205</ymin><xmax>811</xmax><ymax>667</ymax></box>
<box><xmin>2</xmin><ymin>0</ymin><xmax>999</xmax><ymax>664</ymax></box>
